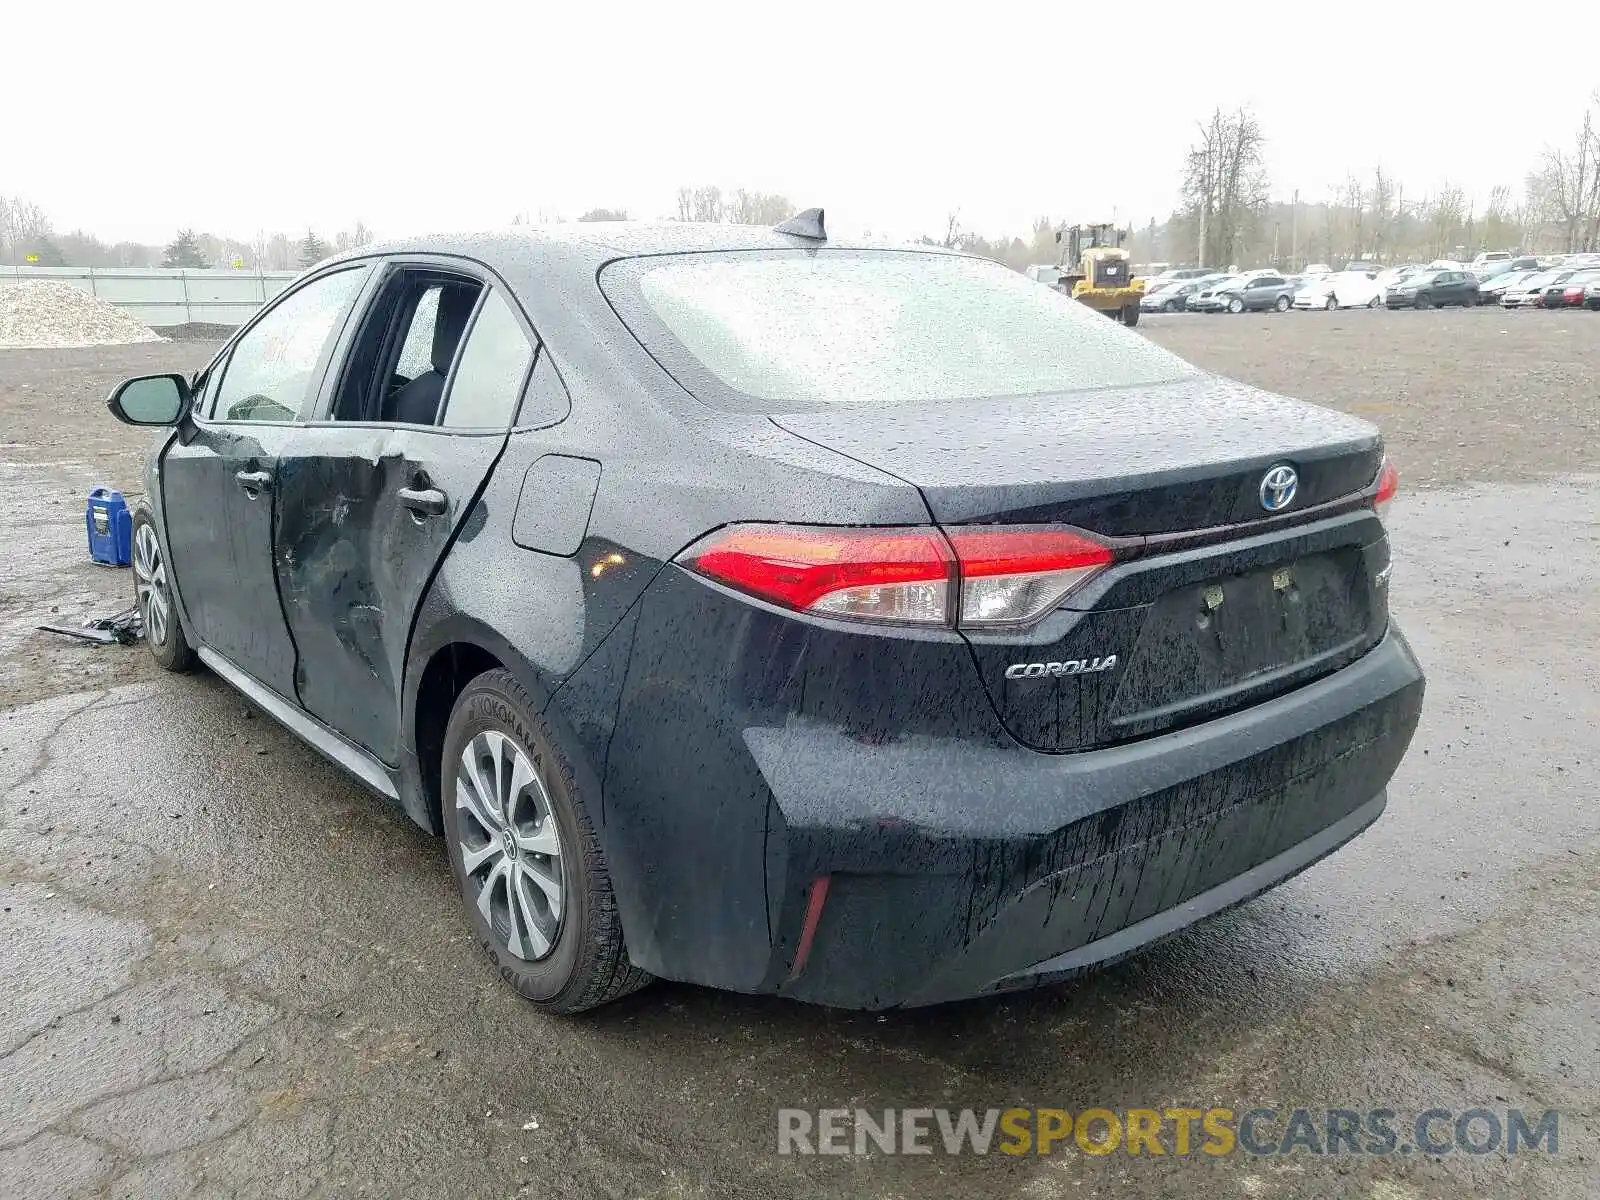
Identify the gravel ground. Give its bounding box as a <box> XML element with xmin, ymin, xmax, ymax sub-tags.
<box><xmin>1142</xmin><ymin>306</ymin><xmax>1600</xmax><ymax>488</ymax></box>
<box><xmin>1</xmin><ymin>311</ymin><xmax>1597</xmax><ymax>1199</ymax></box>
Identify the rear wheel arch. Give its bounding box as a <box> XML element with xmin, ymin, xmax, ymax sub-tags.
<box><xmin>412</xmin><ymin>639</ymin><xmax>508</xmax><ymax>834</ymax></box>
<box><xmin>405</xmin><ymin>620</ymin><xmax>607</xmax><ymax>833</ymax></box>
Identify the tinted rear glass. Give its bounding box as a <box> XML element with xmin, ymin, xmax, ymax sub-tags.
<box><xmin>602</xmin><ymin>250</ymin><xmax>1195</xmax><ymax>409</ymax></box>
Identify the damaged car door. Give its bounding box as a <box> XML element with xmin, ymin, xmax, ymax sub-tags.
<box><xmin>161</xmin><ymin>264</ymin><xmax>372</xmax><ymax>698</ymax></box>
<box><xmin>272</xmin><ymin>263</ymin><xmax>535</xmax><ymax>763</ymax></box>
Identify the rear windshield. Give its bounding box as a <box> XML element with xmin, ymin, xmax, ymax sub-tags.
<box><xmin>602</xmin><ymin>250</ymin><xmax>1196</xmax><ymax>409</ymax></box>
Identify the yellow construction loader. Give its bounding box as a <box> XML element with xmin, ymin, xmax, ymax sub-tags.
<box><xmin>1053</xmin><ymin>223</ymin><xmax>1144</xmax><ymax>325</ymax></box>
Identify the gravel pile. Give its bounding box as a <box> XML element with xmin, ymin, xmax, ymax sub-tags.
<box><xmin>0</xmin><ymin>281</ymin><xmax>165</xmax><ymax>349</ymax></box>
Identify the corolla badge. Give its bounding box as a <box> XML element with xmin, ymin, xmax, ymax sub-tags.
<box><xmin>1259</xmin><ymin>464</ymin><xmax>1299</xmax><ymax>512</ymax></box>
<box><xmin>1004</xmin><ymin>656</ymin><xmax>1117</xmax><ymax>680</ymax></box>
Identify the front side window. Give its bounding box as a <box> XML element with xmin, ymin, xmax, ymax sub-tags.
<box><xmin>440</xmin><ymin>289</ymin><xmax>535</xmax><ymax>429</ymax></box>
<box><xmin>604</xmin><ymin>250</ymin><xmax>1195</xmax><ymax>410</ymax></box>
<box><xmin>212</xmin><ymin>266</ymin><xmax>368</xmax><ymax>423</ymax></box>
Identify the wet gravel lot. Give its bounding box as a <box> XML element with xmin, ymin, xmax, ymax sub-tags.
<box><xmin>2</xmin><ymin>309</ymin><xmax>1597</xmax><ymax>1198</ymax></box>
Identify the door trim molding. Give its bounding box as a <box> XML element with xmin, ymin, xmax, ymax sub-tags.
<box><xmin>197</xmin><ymin>647</ymin><xmax>399</xmax><ymax>800</ymax></box>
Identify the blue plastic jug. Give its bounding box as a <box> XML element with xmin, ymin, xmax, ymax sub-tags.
<box><xmin>86</xmin><ymin>488</ymin><xmax>133</xmax><ymax>567</ymax></box>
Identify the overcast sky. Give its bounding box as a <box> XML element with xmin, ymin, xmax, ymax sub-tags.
<box><xmin>7</xmin><ymin>2</ymin><xmax>1599</xmax><ymax>245</ymax></box>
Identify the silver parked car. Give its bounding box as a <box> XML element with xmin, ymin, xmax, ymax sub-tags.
<box><xmin>1188</xmin><ymin>273</ymin><xmax>1298</xmax><ymax>314</ymax></box>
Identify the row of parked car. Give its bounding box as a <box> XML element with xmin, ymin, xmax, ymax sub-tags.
<box><xmin>1139</xmin><ymin>254</ymin><xmax>1600</xmax><ymax>314</ymax></box>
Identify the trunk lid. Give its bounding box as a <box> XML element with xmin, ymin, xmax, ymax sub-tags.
<box><xmin>771</xmin><ymin>376</ymin><xmax>1382</xmax><ymax>533</ymax></box>
<box><xmin>773</xmin><ymin>378</ymin><xmax>1390</xmax><ymax>752</ymax></box>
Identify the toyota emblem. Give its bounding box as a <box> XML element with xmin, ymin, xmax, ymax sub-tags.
<box><xmin>1259</xmin><ymin>464</ymin><xmax>1299</xmax><ymax>512</ymax></box>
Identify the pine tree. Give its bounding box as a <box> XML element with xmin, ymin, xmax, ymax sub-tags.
<box><xmin>298</xmin><ymin>228</ymin><xmax>331</xmax><ymax>267</ymax></box>
<box><xmin>162</xmin><ymin>229</ymin><xmax>208</xmax><ymax>269</ymax></box>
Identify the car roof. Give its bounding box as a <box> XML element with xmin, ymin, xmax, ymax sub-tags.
<box><xmin>324</xmin><ymin>222</ymin><xmax>947</xmax><ymax>278</ymax></box>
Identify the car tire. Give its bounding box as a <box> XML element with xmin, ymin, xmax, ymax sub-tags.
<box><xmin>1414</xmin><ymin>292</ymin><xmax>1431</xmax><ymax>310</ymax></box>
<box><xmin>1227</xmin><ymin>297</ymin><xmax>1245</xmax><ymax>314</ymax></box>
<box><xmin>1367</xmin><ymin>295</ymin><xmax>1382</xmax><ymax>308</ymax></box>
<box><xmin>441</xmin><ymin>669</ymin><xmax>652</xmax><ymax>1014</ymax></box>
<box><xmin>1163</xmin><ymin>299</ymin><xmax>1179</xmax><ymax>313</ymax></box>
<box><xmin>131</xmin><ymin>512</ymin><xmax>195</xmax><ymax>673</ymax></box>
<box><xmin>1274</xmin><ymin>295</ymin><xmax>1291</xmax><ymax>312</ymax></box>
<box><xmin>1325</xmin><ymin>295</ymin><xmax>1339</xmax><ymax>310</ymax></box>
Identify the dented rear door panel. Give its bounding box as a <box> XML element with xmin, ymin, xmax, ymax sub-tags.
<box><xmin>273</xmin><ymin>423</ymin><xmax>506</xmax><ymax>763</ymax></box>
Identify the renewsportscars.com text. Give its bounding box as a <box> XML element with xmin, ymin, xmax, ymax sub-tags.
<box><xmin>777</xmin><ymin>1106</ymin><xmax>1559</xmax><ymax>1158</ymax></box>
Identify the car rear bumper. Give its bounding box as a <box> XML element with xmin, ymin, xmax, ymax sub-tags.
<box><xmin>746</xmin><ymin>627</ymin><xmax>1424</xmax><ymax>1008</ymax></box>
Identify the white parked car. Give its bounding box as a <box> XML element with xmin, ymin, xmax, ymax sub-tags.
<box><xmin>1303</xmin><ymin>262</ymin><xmax>1334</xmax><ymax>276</ymax></box>
<box><xmin>1293</xmin><ymin>270</ymin><xmax>1385</xmax><ymax>310</ymax></box>
<box><xmin>1500</xmin><ymin>270</ymin><xmax>1570</xmax><ymax>307</ymax></box>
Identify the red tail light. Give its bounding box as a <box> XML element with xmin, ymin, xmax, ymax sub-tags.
<box><xmin>682</xmin><ymin>525</ymin><xmax>953</xmax><ymax>624</ymax></box>
<box><xmin>679</xmin><ymin>524</ymin><xmax>1113</xmax><ymax>628</ymax></box>
<box><xmin>1373</xmin><ymin>457</ymin><xmax>1399</xmax><ymax>522</ymax></box>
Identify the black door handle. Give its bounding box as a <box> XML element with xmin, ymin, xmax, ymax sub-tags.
<box><xmin>398</xmin><ymin>486</ymin><xmax>448</xmax><ymax>517</ymax></box>
<box><xmin>234</xmin><ymin>468</ymin><xmax>273</xmax><ymax>495</ymax></box>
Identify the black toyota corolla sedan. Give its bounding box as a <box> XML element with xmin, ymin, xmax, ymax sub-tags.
<box><xmin>108</xmin><ymin>214</ymin><xmax>1424</xmax><ymax>1012</ymax></box>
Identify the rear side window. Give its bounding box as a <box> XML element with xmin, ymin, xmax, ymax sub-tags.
<box><xmin>602</xmin><ymin>250</ymin><xmax>1194</xmax><ymax>409</ymax></box>
<box><xmin>440</xmin><ymin>289</ymin><xmax>534</xmax><ymax>429</ymax></box>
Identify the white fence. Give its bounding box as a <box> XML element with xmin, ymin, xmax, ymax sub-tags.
<box><xmin>0</xmin><ymin>266</ymin><xmax>300</xmax><ymax>327</ymax></box>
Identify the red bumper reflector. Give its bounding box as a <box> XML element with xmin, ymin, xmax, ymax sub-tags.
<box><xmin>786</xmin><ymin>875</ymin><xmax>832</xmax><ymax>982</ymax></box>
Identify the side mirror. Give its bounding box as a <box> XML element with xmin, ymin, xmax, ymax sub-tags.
<box><xmin>107</xmin><ymin>374</ymin><xmax>190</xmax><ymax>426</ymax></box>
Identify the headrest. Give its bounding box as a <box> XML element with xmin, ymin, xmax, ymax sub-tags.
<box><xmin>431</xmin><ymin>285</ymin><xmax>479</xmax><ymax>374</ymax></box>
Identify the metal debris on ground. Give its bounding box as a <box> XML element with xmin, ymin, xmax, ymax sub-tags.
<box><xmin>0</xmin><ymin>280</ymin><xmax>166</xmax><ymax>349</ymax></box>
<box><xmin>37</xmin><ymin>605</ymin><xmax>144</xmax><ymax>646</ymax></box>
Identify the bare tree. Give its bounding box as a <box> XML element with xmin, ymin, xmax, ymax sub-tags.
<box><xmin>1420</xmin><ymin>185</ymin><xmax>1468</xmax><ymax>258</ymax></box>
<box><xmin>674</xmin><ymin>185</ymin><xmax>725</xmax><ymax>222</ymax></box>
<box><xmin>1327</xmin><ymin>175</ymin><xmax>1367</xmax><ymax>263</ymax></box>
<box><xmin>1481</xmin><ymin>184</ymin><xmax>1517</xmax><ymax>252</ymax></box>
<box><xmin>0</xmin><ymin>195</ymin><xmax>52</xmax><ymax>263</ymax></box>
<box><xmin>1533</xmin><ymin>92</ymin><xmax>1600</xmax><ymax>251</ymax></box>
<box><xmin>333</xmin><ymin>220</ymin><xmax>374</xmax><ymax>252</ymax></box>
<box><xmin>1367</xmin><ymin>166</ymin><xmax>1396</xmax><ymax>260</ymax></box>
<box><xmin>266</xmin><ymin>232</ymin><xmax>294</xmax><ymax>271</ymax></box>
<box><xmin>577</xmin><ymin>208</ymin><xmax>630</xmax><ymax>222</ymax></box>
<box><xmin>1182</xmin><ymin>108</ymin><xmax>1269</xmax><ymax>267</ymax></box>
<box><xmin>941</xmin><ymin>210</ymin><xmax>961</xmax><ymax>249</ymax></box>
<box><xmin>725</xmin><ymin>190</ymin><xmax>795</xmax><ymax>226</ymax></box>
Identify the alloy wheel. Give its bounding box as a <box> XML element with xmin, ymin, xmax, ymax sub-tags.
<box><xmin>132</xmin><ymin>523</ymin><xmax>170</xmax><ymax>647</ymax></box>
<box><xmin>455</xmin><ymin>729</ymin><xmax>566</xmax><ymax>961</ymax></box>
